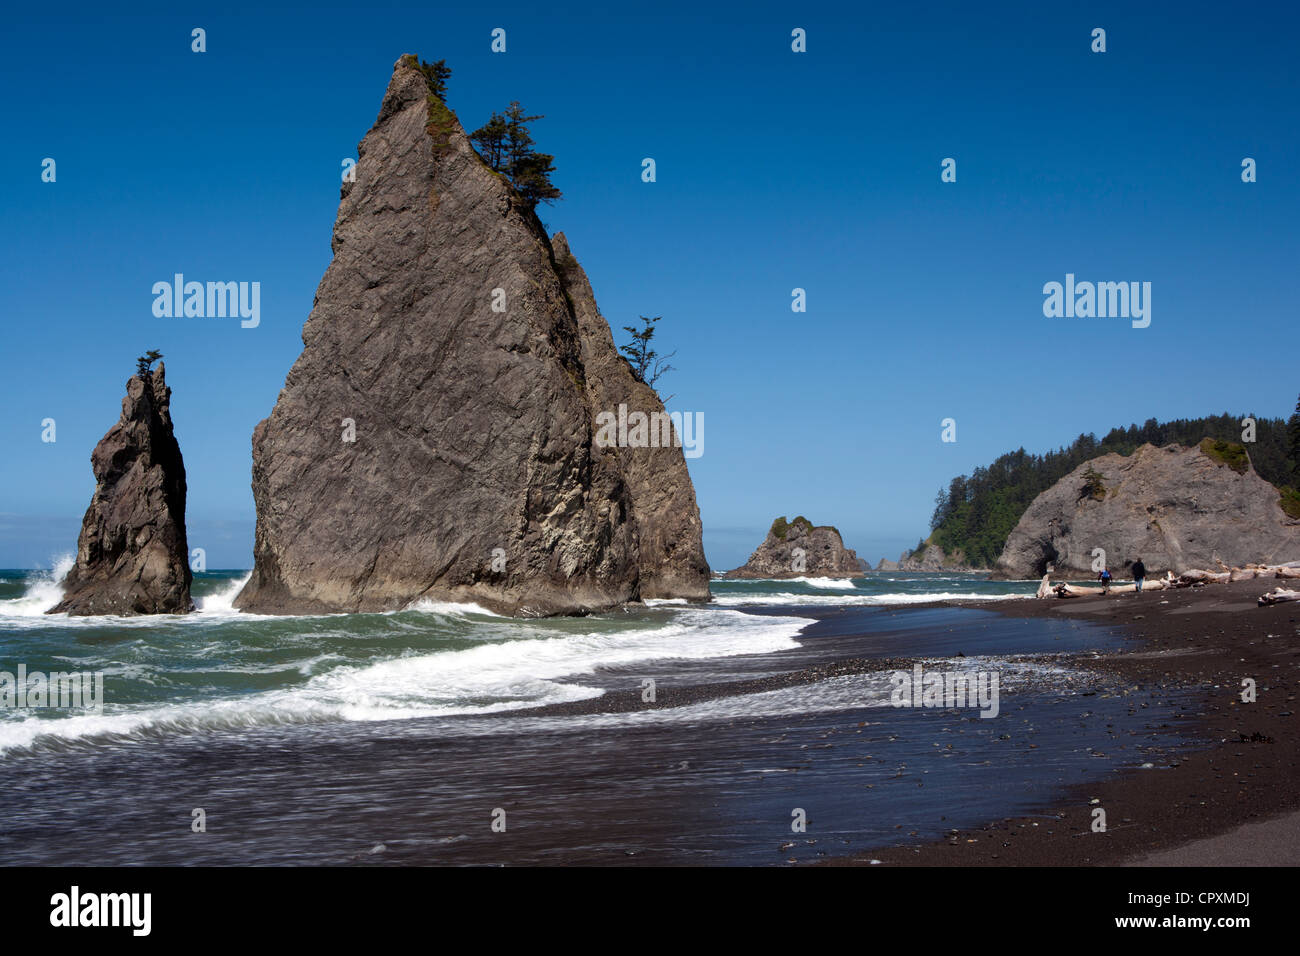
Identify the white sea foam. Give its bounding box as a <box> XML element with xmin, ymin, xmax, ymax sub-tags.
<box><xmin>0</xmin><ymin>555</ymin><xmax>74</xmax><ymax>618</ymax></box>
<box><xmin>403</xmin><ymin>598</ymin><xmax>504</xmax><ymax>618</ymax></box>
<box><xmin>0</xmin><ymin>607</ymin><xmax>812</xmax><ymax>754</ymax></box>
<box><xmin>709</xmin><ymin>591</ymin><xmax>1027</xmax><ymax>607</ymax></box>
<box><xmin>789</xmin><ymin>576</ymin><xmax>858</xmax><ymax>589</ymax></box>
<box><xmin>0</xmin><ymin>568</ymin><xmax>506</xmax><ymax>629</ymax></box>
<box><xmin>193</xmin><ymin>573</ymin><xmax>252</xmax><ymax>615</ymax></box>
<box><xmin>407</xmin><ymin>656</ymin><xmax>1096</xmax><ymax>739</ymax></box>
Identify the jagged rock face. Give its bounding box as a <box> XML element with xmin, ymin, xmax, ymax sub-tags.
<box><xmin>234</xmin><ymin>57</ymin><xmax>709</xmax><ymax>616</ymax></box>
<box><xmin>897</xmin><ymin>544</ymin><xmax>975</xmax><ymax>572</ymax></box>
<box><xmin>993</xmin><ymin>443</ymin><xmax>1300</xmax><ymax>579</ymax></box>
<box><xmin>722</xmin><ymin>517</ymin><xmax>863</xmax><ymax>579</ymax></box>
<box><xmin>551</xmin><ymin>234</ymin><xmax>710</xmax><ymax>601</ymax></box>
<box><xmin>875</xmin><ymin>558</ymin><xmax>900</xmax><ymax>571</ymax></box>
<box><xmin>50</xmin><ymin>364</ymin><xmax>193</xmax><ymax>615</ymax></box>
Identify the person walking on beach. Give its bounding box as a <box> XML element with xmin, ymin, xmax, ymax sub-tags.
<box><xmin>1098</xmin><ymin>567</ymin><xmax>1112</xmax><ymax>594</ymax></box>
<box><xmin>1131</xmin><ymin>558</ymin><xmax>1146</xmax><ymax>594</ymax></box>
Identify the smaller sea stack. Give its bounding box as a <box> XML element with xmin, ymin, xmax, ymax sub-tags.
<box><xmin>723</xmin><ymin>516</ymin><xmax>864</xmax><ymax>579</ymax></box>
<box><xmin>50</xmin><ymin>362</ymin><xmax>194</xmax><ymax>616</ymax></box>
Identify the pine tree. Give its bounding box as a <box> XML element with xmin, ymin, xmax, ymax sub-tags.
<box><xmin>418</xmin><ymin>58</ymin><xmax>451</xmax><ymax>101</ymax></box>
<box><xmin>470</xmin><ymin>112</ymin><xmax>508</xmax><ymax>172</ymax></box>
<box><xmin>470</xmin><ymin>101</ymin><xmax>562</xmax><ymax>210</ymax></box>
<box><xmin>135</xmin><ymin>349</ymin><xmax>163</xmax><ymax>377</ymax></box>
<box><xmin>1289</xmin><ymin>392</ymin><xmax>1300</xmax><ymax>482</ymax></box>
<box><xmin>619</xmin><ymin>316</ymin><xmax>675</xmax><ymax>388</ymax></box>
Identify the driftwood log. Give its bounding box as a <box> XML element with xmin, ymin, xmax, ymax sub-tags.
<box><xmin>1036</xmin><ymin>562</ymin><xmax>1298</xmax><ymax>601</ymax></box>
<box><xmin>1258</xmin><ymin>588</ymin><xmax>1300</xmax><ymax>606</ymax></box>
<box><xmin>1178</xmin><ymin>569</ymin><xmax>1231</xmax><ymax>586</ymax></box>
<box><xmin>1047</xmin><ymin>579</ymin><xmax>1166</xmax><ymax>598</ymax></box>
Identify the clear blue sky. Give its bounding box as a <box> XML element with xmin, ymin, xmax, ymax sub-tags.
<box><xmin>2</xmin><ymin>0</ymin><xmax>1296</xmax><ymax>570</ymax></box>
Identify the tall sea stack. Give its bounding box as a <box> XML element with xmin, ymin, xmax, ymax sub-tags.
<box><xmin>50</xmin><ymin>363</ymin><xmax>194</xmax><ymax>615</ymax></box>
<box><xmin>234</xmin><ymin>56</ymin><xmax>709</xmax><ymax>616</ymax></box>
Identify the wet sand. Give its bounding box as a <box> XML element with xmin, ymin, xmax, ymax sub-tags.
<box><xmin>0</xmin><ymin>603</ymin><xmax>1188</xmax><ymax>866</ymax></box>
<box><xmin>1</xmin><ymin>585</ymin><xmax>1285</xmax><ymax>866</ymax></box>
<box><xmin>824</xmin><ymin>578</ymin><xmax>1300</xmax><ymax>866</ymax></box>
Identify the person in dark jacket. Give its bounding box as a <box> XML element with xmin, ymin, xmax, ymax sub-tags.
<box><xmin>1131</xmin><ymin>558</ymin><xmax>1146</xmax><ymax>593</ymax></box>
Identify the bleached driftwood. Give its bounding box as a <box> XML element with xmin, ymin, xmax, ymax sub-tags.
<box><xmin>1036</xmin><ymin>561</ymin><xmax>1298</xmax><ymax>602</ymax></box>
<box><xmin>1172</xmin><ymin>562</ymin><xmax>1298</xmax><ymax>584</ymax></box>
<box><xmin>1178</xmin><ymin>569</ymin><xmax>1231</xmax><ymax>586</ymax></box>
<box><xmin>1110</xmin><ymin>580</ymin><xmax>1166</xmax><ymax>593</ymax></box>
<box><xmin>1043</xmin><ymin>576</ymin><xmax>1170</xmax><ymax>598</ymax></box>
<box><xmin>1051</xmin><ymin>583</ymin><xmax>1088</xmax><ymax>599</ymax></box>
<box><xmin>1258</xmin><ymin>588</ymin><xmax>1300</xmax><ymax>606</ymax></box>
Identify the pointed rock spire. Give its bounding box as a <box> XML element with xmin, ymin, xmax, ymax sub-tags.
<box><xmin>50</xmin><ymin>363</ymin><xmax>194</xmax><ymax>615</ymax></box>
<box><xmin>234</xmin><ymin>56</ymin><xmax>709</xmax><ymax>615</ymax></box>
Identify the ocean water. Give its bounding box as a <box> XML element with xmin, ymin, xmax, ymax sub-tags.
<box><xmin>0</xmin><ymin>564</ymin><xmax>1035</xmax><ymax>756</ymax></box>
<box><xmin>0</xmin><ymin>565</ymin><xmax>1195</xmax><ymax>864</ymax></box>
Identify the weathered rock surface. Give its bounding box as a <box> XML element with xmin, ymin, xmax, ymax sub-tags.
<box><xmin>992</xmin><ymin>442</ymin><xmax>1300</xmax><ymax>579</ymax></box>
<box><xmin>551</xmin><ymin>233</ymin><xmax>710</xmax><ymax>602</ymax></box>
<box><xmin>234</xmin><ymin>56</ymin><xmax>709</xmax><ymax>616</ymax></box>
<box><xmin>897</xmin><ymin>544</ymin><xmax>977</xmax><ymax>572</ymax></box>
<box><xmin>722</xmin><ymin>517</ymin><xmax>864</xmax><ymax>579</ymax></box>
<box><xmin>50</xmin><ymin>364</ymin><xmax>193</xmax><ymax>615</ymax></box>
<box><xmin>874</xmin><ymin>558</ymin><xmax>900</xmax><ymax>571</ymax></box>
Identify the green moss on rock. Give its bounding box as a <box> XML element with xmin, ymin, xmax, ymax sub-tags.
<box><xmin>1280</xmin><ymin>486</ymin><xmax>1300</xmax><ymax>519</ymax></box>
<box><xmin>1199</xmin><ymin>437</ymin><xmax>1250</xmax><ymax>474</ymax></box>
<box><xmin>769</xmin><ymin>515</ymin><xmax>839</xmax><ymax>540</ymax></box>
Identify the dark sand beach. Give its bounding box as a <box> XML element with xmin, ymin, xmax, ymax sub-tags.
<box><xmin>827</xmin><ymin>578</ymin><xmax>1300</xmax><ymax>866</ymax></box>
<box><xmin>0</xmin><ymin>576</ymin><xmax>1292</xmax><ymax>867</ymax></box>
<box><xmin>0</xmin><ymin>591</ymin><xmax>1203</xmax><ymax>867</ymax></box>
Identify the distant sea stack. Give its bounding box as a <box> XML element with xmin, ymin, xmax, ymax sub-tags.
<box><xmin>896</xmin><ymin>544</ymin><xmax>977</xmax><ymax>572</ymax></box>
<box><xmin>234</xmin><ymin>56</ymin><xmax>709</xmax><ymax>616</ymax></box>
<box><xmin>723</xmin><ymin>517</ymin><xmax>864</xmax><ymax>579</ymax></box>
<box><xmin>50</xmin><ymin>363</ymin><xmax>194</xmax><ymax>616</ymax></box>
<box><xmin>993</xmin><ymin>442</ymin><xmax>1300</xmax><ymax>579</ymax></box>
